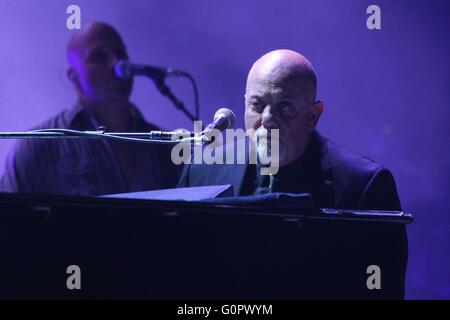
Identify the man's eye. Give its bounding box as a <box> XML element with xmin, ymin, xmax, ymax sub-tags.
<box><xmin>89</xmin><ymin>50</ymin><xmax>109</xmax><ymax>63</ymax></box>
<box><xmin>279</xmin><ymin>103</ymin><xmax>296</xmax><ymax>116</ymax></box>
<box><xmin>250</xmin><ymin>101</ymin><xmax>264</xmax><ymax>113</ymax></box>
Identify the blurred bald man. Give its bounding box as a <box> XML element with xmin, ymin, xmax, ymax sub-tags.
<box><xmin>0</xmin><ymin>22</ymin><xmax>179</xmax><ymax>196</ymax></box>
<box><xmin>179</xmin><ymin>49</ymin><xmax>403</xmax><ymax>210</ymax></box>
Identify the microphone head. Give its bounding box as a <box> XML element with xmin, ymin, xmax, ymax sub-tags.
<box><xmin>214</xmin><ymin>108</ymin><xmax>236</xmax><ymax>129</ymax></box>
<box><xmin>115</xmin><ymin>60</ymin><xmax>132</xmax><ymax>79</ymax></box>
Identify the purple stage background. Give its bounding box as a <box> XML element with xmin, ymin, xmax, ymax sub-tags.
<box><xmin>0</xmin><ymin>0</ymin><xmax>449</xmax><ymax>299</ymax></box>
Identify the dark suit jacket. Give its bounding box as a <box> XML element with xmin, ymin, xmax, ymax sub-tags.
<box><xmin>178</xmin><ymin>130</ymin><xmax>401</xmax><ymax>211</ymax></box>
<box><xmin>177</xmin><ymin>130</ymin><xmax>409</xmax><ymax>299</ymax></box>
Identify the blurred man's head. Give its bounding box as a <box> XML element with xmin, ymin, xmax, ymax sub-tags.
<box><xmin>245</xmin><ymin>49</ymin><xmax>323</xmax><ymax>167</ymax></box>
<box><xmin>66</xmin><ymin>22</ymin><xmax>132</xmax><ymax>106</ymax></box>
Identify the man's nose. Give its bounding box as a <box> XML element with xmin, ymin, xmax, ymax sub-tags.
<box><xmin>110</xmin><ymin>55</ymin><xmax>121</xmax><ymax>69</ymax></box>
<box><xmin>109</xmin><ymin>55</ymin><xmax>124</xmax><ymax>78</ymax></box>
<box><xmin>261</xmin><ymin>105</ymin><xmax>278</xmax><ymax>129</ymax></box>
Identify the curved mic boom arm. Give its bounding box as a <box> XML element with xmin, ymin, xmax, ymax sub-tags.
<box><xmin>153</xmin><ymin>79</ymin><xmax>198</xmax><ymax>122</ymax></box>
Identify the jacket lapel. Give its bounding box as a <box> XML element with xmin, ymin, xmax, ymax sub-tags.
<box><xmin>215</xmin><ymin>164</ymin><xmax>248</xmax><ymax>196</ymax></box>
<box><xmin>315</xmin><ymin>131</ymin><xmax>336</xmax><ymax>208</ymax></box>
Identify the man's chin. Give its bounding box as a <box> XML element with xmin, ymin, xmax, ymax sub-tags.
<box><xmin>256</xmin><ymin>143</ymin><xmax>285</xmax><ymax>167</ymax></box>
<box><xmin>105</xmin><ymin>92</ymin><xmax>131</xmax><ymax>104</ymax></box>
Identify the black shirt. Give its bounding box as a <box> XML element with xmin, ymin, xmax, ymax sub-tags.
<box><xmin>241</xmin><ymin>134</ymin><xmax>329</xmax><ymax>206</ymax></box>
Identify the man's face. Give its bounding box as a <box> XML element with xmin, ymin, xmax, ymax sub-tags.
<box><xmin>69</xmin><ymin>31</ymin><xmax>132</xmax><ymax>104</ymax></box>
<box><xmin>245</xmin><ymin>74</ymin><xmax>318</xmax><ymax>167</ymax></box>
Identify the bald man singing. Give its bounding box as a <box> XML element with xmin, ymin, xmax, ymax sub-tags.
<box><xmin>179</xmin><ymin>49</ymin><xmax>403</xmax><ymax>210</ymax></box>
<box><xmin>178</xmin><ymin>49</ymin><xmax>408</xmax><ymax>299</ymax></box>
<box><xmin>0</xmin><ymin>22</ymin><xmax>179</xmax><ymax>195</ymax></box>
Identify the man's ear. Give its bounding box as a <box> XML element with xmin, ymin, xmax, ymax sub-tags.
<box><xmin>67</xmin><ymin>67</ymin><xmax>78</xmax><ymax>85</ymax></box>
<box><xmin>309</xmin><ymin>100</ymin><xmax>324</xmax><ymax>130</ymax></box>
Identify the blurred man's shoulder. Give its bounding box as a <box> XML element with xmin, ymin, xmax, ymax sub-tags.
<box><xmin>29</xmin><ymin>103</ymin><xmax>86</xmax><ymax>131</ymax></box>
<box><xmin>10</xmin><ymin>106</ymin><xmax>81</xmax><ymax>157</ymax></box>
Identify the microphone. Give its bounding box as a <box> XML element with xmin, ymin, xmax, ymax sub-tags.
<box><xmin>115</xmin><ymin>60</ymin><xmax>186</xmax><ymax>80</ymax></box>
<box><xmin>148</xmin><ymin>108</ymin><xmax>236</xmax><ymax>143</ymax></box>
<box><xmin>203</xmin><ymin>108</ymin><xmax>236</xmax><ymax>133</ymax></box>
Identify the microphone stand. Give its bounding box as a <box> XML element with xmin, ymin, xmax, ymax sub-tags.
<box><xmin>0</xmin><ymin>128</ymin><xmax>204</xmax><ymax>145</ymax></box>
<box><xmin>154</xmin><ymin>79</ymin><xmax>198</xmax><ymax>122</ymax></box>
